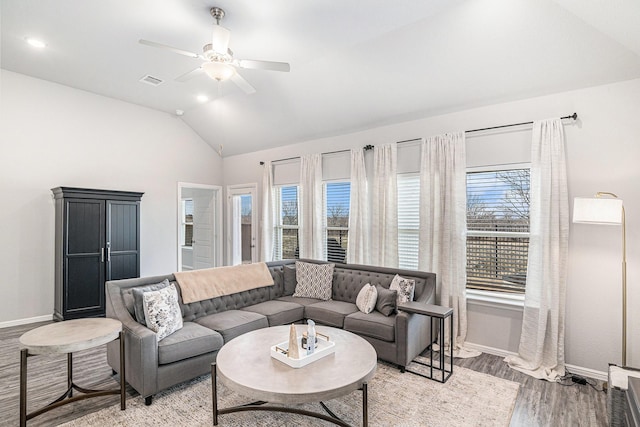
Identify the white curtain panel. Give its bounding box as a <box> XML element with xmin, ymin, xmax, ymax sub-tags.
<box><xmin>299</xmin><ymin>153</ymin><xmax>324</xmax><ymax>259</ymax></box>
<box><xmin>347</xmin><ymin>148</ymin><xmax>370</xmax><ymax>264</ymax></box>
<box><xmin>418</xmin><ymin>132</ymin><xmax>479</xmax><ymax>358</ymax></box>
<box><xmin>371</xmin><ymin>144</ymin><xmax>398</xmax><ymax>267</ymax></box>
<box><xmin>505</xmin><ymin>118</ymin><xmax>569</xmax><ymax>381</ymax></box>
<box><xmin>260</xmin><ymin>161</ymin><xmax>275</xmax><ymax>262</ymax></box>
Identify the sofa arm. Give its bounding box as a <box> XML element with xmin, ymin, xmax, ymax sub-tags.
<box><xmin>395</xmin><ymin>309</ymin><xmax>432</xmax><ymax>368</ymax></box>
<box><xmin>106</xmin><ymin>283</ymin><xmax>159</xmax><ymax>398</ymax></box>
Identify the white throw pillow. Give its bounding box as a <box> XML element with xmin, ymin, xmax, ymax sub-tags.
<box><xmin>389</xmin><ymin>274</ymin><xmax>416</xmax><ymax>305</ymax></box>
<box><xmin>292</xmin><ymin>261</ymin><xmax>335</xmax><ymax>300</ymax></box>
<box><xmin>142</xmin><ymin>284</ymin><xmax>183</xmax><ymax>340</ymax></box>
<box><xmin>356</xmin><ymin>283</ymin><xmax>378</xmax><ymax>314</ymax></box>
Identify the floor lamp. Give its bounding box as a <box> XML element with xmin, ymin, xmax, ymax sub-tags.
<box><xmin>573</xmin><ymin>192</ymin><xmax>627</xmax><ymax>365</ymax></box>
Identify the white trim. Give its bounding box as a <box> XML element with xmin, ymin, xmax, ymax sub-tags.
<box><xmin>0</xmin><ymin>314</ymin><xmax>53</xmax><ymax>329</ymax></box>
<box><xmin>467</xmin><ymin>289</ymin><xmax>525</xmax><ymax>310</ymax></box>
<box><xmin>465</xmin><ymin>341</ymin><xmax>517</xmax><ymax>358</ymax></box>
<box><xmin>465</xmin><ymin>342</ymin><xmax>608</xmax><ymax>381</ymax></box>
<box><xmin>565</xmin><ymin>364</ymin><xmax>608</xmax><ymax>382</ymax></box>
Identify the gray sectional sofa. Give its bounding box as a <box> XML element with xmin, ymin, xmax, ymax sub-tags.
<box><xmin>105</xmin><ymin>259</ymin><xmax>436</xmax><ymax>404</ymax></box>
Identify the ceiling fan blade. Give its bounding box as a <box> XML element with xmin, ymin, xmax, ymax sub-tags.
<box><xmin>236</xmin><ymin>59</ymin><xmax>290</xmax><ymax>72</ymax></box>
<box><xmin>230</xmin><ymin>73</ymin><xmax>256</xmax><ymax>94</ymax></box>
<box><xmin>175</xmin><ymin>67</ymin><xmax>204</xmax><ymax>82</ymax></box>
<box><xmin>139</xmin><ymin>39</ymin><xmax>200</xmax><ymax>59</ymax></box>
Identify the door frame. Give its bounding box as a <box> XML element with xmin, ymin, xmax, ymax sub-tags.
<box><xmin>226</xmin><ymin>183</ymin><xmax>258</xmax><ymax>265</ymax></box>
<box><xmin>177</xmin><ymin>182</ymin><xmax>223</xmax><ymax>272</ymax></box>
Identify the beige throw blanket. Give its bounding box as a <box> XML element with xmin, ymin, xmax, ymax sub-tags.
<box><xmin>174</xmin><ymin>263</ymin><xmax>274</xmax><ymax>304</ymax></box>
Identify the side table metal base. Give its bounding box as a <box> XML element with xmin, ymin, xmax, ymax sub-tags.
<box><xmin>19</xmin><ymin>331</ymin><xmax>126</xmax><ymax>426</ymax></box>
<box><xmin>398</xmin><ymin>302</ymin><xmax>454</xmax><ymax>383</ymax></box>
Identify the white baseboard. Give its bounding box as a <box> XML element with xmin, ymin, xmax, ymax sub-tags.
<box><xmin>0</xmin><ymin>314</ymin><xmax>53</xmax><ymax>329</ymax></box>
<box><xmin>465</xmin><ymin>341</ymin><xmax>608</xmax><ymax>381</ymax></box>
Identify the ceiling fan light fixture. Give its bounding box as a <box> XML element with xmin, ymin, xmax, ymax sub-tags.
<box><xmin>202</xmin><ymin>61</ymin><xmax>236</xmax><ymax>81</ymax></box>
<box><xmin>211</xmin><ymin>25</ymin><xmax>231</xmax><ymax>54</ymax></box>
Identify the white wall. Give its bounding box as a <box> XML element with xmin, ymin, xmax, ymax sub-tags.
<box><xmin>0</xmin><ymin>70</ymin><xmax>223</xmax><ymax>324</ymax></box>
<box><xmin>222</xmin><ymin>78</ymin><xmax>640</xmax><ymax>373</ymax></box>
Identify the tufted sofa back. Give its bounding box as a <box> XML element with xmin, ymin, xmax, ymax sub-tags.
<box><xmin>330</xmin><ymin>262</ymin><xmax>435</xmax><ymax>304</ymax></box>
<box><xmin>111</xmin><ymin>259</ymin><xmax>435</xmax><ymax>324</ymax></box>
<box><xmin>180</xmin><ymin>260</ymin><xmax>294</xmax><ymax>322</ymax></box>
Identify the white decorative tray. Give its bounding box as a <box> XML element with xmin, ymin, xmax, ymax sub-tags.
<box><xmin>270</xmin><ymin>335</ymin><xmax>335</xmax><ymax>368</ymax></box>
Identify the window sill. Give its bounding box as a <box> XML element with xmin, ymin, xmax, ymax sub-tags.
<box><xmin>181</xmin><ymin>246</ymin><xmax>193</xmax><ymax>250</ymax></box>
<box><xmin>466</xmin><ymin>289</ymin><xmax>524</xmax><ymax>311</ymax></box>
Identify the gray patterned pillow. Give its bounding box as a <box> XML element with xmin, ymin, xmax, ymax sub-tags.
<box><xmin>389</xmin><ymin>274</ymin><xmax>416</xmax><ymax>305</ymax></box>
<box><xmin>356</xmin><ymin>283</ymin><xmax>378</xmax><ymax>314</ymax></box>
<box><xmin>142</xmin><ymin>284</ymin><xmax>183</xmax><ymax>341</ymax></box>
<box><xmin>131</xmin><ymin>279</ymin><xmax>171</xmax><ymax>326</ymax></box>
<box><xmin>292</xmin><ymin>261</ymin><xmax>335</xmax><ymax>300</ymax></box>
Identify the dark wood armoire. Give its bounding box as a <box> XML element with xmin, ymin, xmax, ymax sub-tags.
<box><xmin>52</xmin><ymin>187</ymin><xmax>143</xmax><ymax>320</ymax></box>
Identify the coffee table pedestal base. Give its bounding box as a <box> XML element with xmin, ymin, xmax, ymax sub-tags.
<box><xmin>212</xmin><ymin>363</ymin><xmax>369</xmax><ymax>427</ymax></box>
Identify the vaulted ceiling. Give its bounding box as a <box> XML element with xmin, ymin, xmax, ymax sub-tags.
<box><xmin>3</xmin><ymin>0</ymin><xmax>640</xmax><ymax>156</ymax></box>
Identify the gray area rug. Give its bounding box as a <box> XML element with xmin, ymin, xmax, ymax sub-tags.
<box><xmin>60</xmin><ymin>360</ymin><xmax>519</xmax><ymax>426</ymax></box>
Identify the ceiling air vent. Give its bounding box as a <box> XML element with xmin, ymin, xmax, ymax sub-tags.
<box><xmin>139</xmin><ymin>75</ymin><xmax>163</xmax><ymax>86</ymax></box>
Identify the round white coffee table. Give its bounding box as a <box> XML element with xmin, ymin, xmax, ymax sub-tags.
<box><xmin>19</xmin><ymin>318</ymin><xmax>126</xmax><ymax>426</ymax></box>
<box><xmin>213</xmin><ymin>325</ymin><xmax>377</xmax><ymax>427</ymax></box>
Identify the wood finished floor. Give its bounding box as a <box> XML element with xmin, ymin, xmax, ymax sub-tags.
<box><xmin>0</xmin><ymin>321</ymin><xmax>608</xmax><ymax>426</ymax></box>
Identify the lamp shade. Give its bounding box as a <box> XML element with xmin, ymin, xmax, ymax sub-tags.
<box><xmin>201</xmin><ymin>61</ymin><xmax>236</xmax><ymax>81</ymax></box>
<box><xmin>573</xmin><ymin>197</ymin><xmax>623</xmax><ymax>225</ymax></box>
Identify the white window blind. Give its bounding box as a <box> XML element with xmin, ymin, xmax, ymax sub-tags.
<box><xmin>273</xmin><ymin>185</ymin><xmax>299</xmax><ymax>260</ymax></box>
<box><xmin>466</xmin><ymin>168</ymin><xmax>530</xmax><ymax>293</ymax></box>
<box><xmin>397</xmin><ymin>173</ymin><xmax>420</xmax><ymax>270</ymax></box>
<box><xmin>324</xmin><ymin>181</ymin><xmax>350</xmax><ymax>263</ymax></box>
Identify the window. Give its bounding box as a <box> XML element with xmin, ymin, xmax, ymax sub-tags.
<box><xmin>181</xmin><ymin>199</ymin><xmax>193</xmax><ymax>247</ymax></box>
<box><xmin>466</xmin><ymin>167</ymin><xmax>530</xmax><ymax>293</ymax></box>
<box><xmin>397</xmin><ymin>173</ymin><xmax>420</xmax><ymax>270</ymax></box>
<box><xmin>273</xmin><ymin>185</ymin><xmax>299</xmax><ymax>260</ymax></box>
<box><xmin>324</xmin><ymin>181</ymin><xmax>350</xmax><ymax>263</ymax></box>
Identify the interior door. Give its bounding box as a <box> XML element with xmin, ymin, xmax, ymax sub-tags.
<box><xmin>227</xmin><ymin>184</ymin><xmax>258</xmax><ymax>265</ymax></box>
<box><xmin>192</xmin><ymin>189</ymin><xmax>215</xmax><ymax>270</ymax></box>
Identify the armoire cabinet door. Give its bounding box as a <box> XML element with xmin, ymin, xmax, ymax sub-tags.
<box><xmin>106</xmin><ymin>200</ymin><xmax>140</xmax><ymax>281</ymax></box>
<box><xmin>64</xmin><ymin>198</ymin><xmax>106</xmax><ymax>317</ymax></box>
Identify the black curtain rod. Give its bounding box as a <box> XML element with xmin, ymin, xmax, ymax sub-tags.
<box><xmin>260</xmin><ymin>148</ymin><xmax>358</xmax><ymax>165</ymax></box>
<box><xmin>259</xmin><ymin>113</ymin><xmax>578</xmax><ymax>164</ymax></box>
<box><xmin>465</xmin><ymin>112</ymin><xmax>577</xmax><ymax>134</ymax></box>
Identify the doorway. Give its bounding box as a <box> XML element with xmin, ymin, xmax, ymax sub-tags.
<box><xmin>227</xmin><ymin>184</ymin><xmax>258</xmax><ymax>265</ymax></box>
<box><xmin>177</xmin><ymin>183</ymin><xmax>222</xmax><ymax>271</ymax></box>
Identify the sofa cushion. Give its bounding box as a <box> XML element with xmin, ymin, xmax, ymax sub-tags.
<box><xmin>129</xmin><ymin>279</ymin><xmax>171</xmax><ymax>325</ymax></box>
<box><xmin>157</xmin><ymin>322</ymin><xmax>223</xmax><ymax>365</ymax></box>
<box><xmin>355</xmin><ymin>283</ymin><xmax>377</xmax><ymax>314</ymax></box>
<box><xmin>240</xmin><ymin>300</ymin><xmax>304</xmax><ymax>326</ymax></box>
<box><xmin>283</xmin><ymin>265</ymin><xmax>297</xmax><ymax>296</ymax></box>
<box><xmin>276</xmin><ymin>295</ymin><xmax>323</xmax><ymax>306</ymax></box>
<box><xmin>293</xmin><ymin>261</ymin><xmax>334</xmax><ymax>300</ymax></box>
<box><xmin>389</xmin><ymin>274</ymin><xmax>416</xmax><ymax>305</ymax></box>
<box><xmin>142</xmin><ymin>284</ymin><xmax>183</xmax><ymax>341</ymax></box>
<box><xmin>344</xmin><ymin>311</ymin><xmax>396</xmax><ymax>342</ymax></box>
<box><xmin>375</xmin><ymin>285</ymin><xmax>397</xmax><ymax>316</ymax></box>
<box><xmin>195</xmin><ymin>310</ymin><xmax>268</xmax><ymax>342</ymax></box>
<box><xmin>304</xmin><ymin>300</ymin><xmax>359</xmax><ymax>328</ymax></box>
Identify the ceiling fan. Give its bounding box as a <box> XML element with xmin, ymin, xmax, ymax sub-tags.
<box><xmin>139</xmin><ymin>7</ymin><xmax>290</xmax><ymax>94</ymax></box>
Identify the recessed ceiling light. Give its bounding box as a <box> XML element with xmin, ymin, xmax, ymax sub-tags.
<box><xmin>26</xmin><ymin>38</ymin><xmax>47</xmax><ymax>48</ymax></box>
<box><xmin>197</xmin><ymin>95</ymin><xmax>209</xmax><ymax>103</ymax></box>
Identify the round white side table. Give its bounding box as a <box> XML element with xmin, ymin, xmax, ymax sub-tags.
<box><xmin>19</xmin><ymin>318</ymin><xmax>126</xmax><ymax>426</ymax></box>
